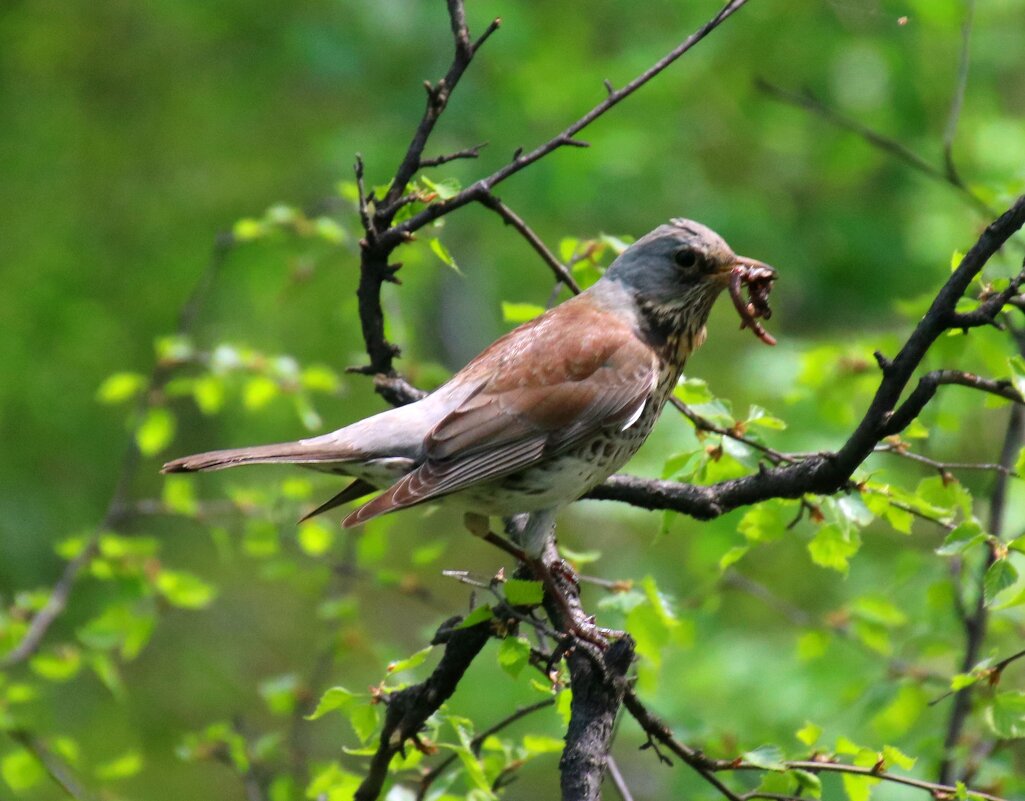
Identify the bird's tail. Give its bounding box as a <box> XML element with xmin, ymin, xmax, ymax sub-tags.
<box><xmin>162</xmin><ymin>440</ymin><xmax>357</xmax><ymax>473</ymax></box>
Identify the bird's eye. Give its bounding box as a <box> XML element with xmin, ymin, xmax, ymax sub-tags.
<box><xmin>674</xmin><ymin>248</ymin><xmax>700</xmax><ymax>270</ymax></box>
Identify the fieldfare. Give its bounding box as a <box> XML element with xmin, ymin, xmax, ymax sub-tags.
<box><xmin>164</xmin><ymin>219</ymin><xmax>776</xmax><ymax>556</ymax></box>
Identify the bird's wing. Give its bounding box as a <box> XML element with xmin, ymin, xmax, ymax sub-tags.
<box><xmin>344</xmin><ymin>299</ymin><xmax>659</xmax><ymax>526</ymax></box>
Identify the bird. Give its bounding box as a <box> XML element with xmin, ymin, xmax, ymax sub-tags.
<box><xmin>163</xmin><ymin>218</ymin><xmax>777</xmax><ymax>558</ymax></box>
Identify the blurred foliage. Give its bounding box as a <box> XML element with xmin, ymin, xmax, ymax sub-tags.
<box><xmin>2</xmin><ymin>0</ymin><xmax>1025</xmax><ymax>799</ymax></box>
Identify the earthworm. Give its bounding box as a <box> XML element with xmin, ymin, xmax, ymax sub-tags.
<box><xmin>729</xmin><ymin>264</ymin><xmax>777</xmax><ymax>346</ymax></box>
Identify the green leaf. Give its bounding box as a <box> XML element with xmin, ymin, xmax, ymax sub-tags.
<box><xmin>30</xmin><ymin>647</ymin><xmax>82</xmax><ymax>682</ymax></box>
<box><xmin>349</xmin><ymin>703</ymin><xmax>380</xmax><ymax>744</ymax></box>
<box><xmin>915</xmin><ymin>475</ymin><xmax>971</xmax><ymax>520</ymax></box>
<box><xmin>559</xmin><ymin>546</ymin><xmax>602</xmax><ymax>565</ymax></box>
<box><xmin>135</xmin><ymin>407</ymin><xmax>176</xmax><ymax>456</ymax></box>
<box><xmin>881</xmin><ymin>744</ymin><xmax>916</xmax><ymax>771</ymax></box>
<box><xmin>259</xmin><ymin>674</ymin><xmax>300</xmax><ymax>716</ymax></box>
<box><xmin>521</xmin><ymin>734</ymin><xmax>563</xmax><ymax>755</ymax></box>
<box><xmin>97</xmin><ymin>372</ymin><xmax>147</xmax><ymax>404</ymax></box>
<box><xmin>156</xmin><ymin>570</ymin><xmax>216</xmax><ymax>609</ymax></box>
<box><xmin>504</xmin><ymin>578</ymin><xmax>543</xmax><ymax>606</ymax></box>
<box><xmin>233</xmin><ymin>217</ymin><xmax>265</xmax><ymax>241</ymax></box>
<box><xmin>675</xmin><ymin>377</ymin><xmax>713</xmax><ymax>405</ymax></box>
<box><xmin>837</xmin><ymin>495</ymin><xmax>874</xmax><ymax>528</ymax></box>
<box><xmin>872</xmin><ymin>683</ymin><xmax>927</xmax><ymax>740</ymax></box>
<box><xmin>162</xmin><ymin>476</ymin><xmax>198</xmax><ymax>516</ymax></box>
<box><xmin>985</xmin><ymin>691</ymin><xmax>1025</xmax><ymax>738</ymax></box>
<box><xmin>297</xmin><ymin>520</ymin><xmax>335</xmax><ymax>557</ymax></box>
<box><xmin>192</xmin><ymin>375</ymin><xmax>225</xmax><ymax>414</ymax></box>
<box><xmin>420</xmin><ymin>175</ymin><xmax>461</xmax><ymax>200</ymax></box>
<box><xmin>314</xmin><ymin>216</ymin><xmax>347</xmax><ymax>244</ymax></box>
<box><xmin>718</xmin><ymin>545</ymin><xmax>749</xmax><ymax>572</ymax></box>
<box><xmin>743</xmin><ymin>744</ymin><xmax>785</xmax><ymax>770</ymax></box>
<box><xmin>94</xmin><ymin>751</ymin><xmax>143</xmax><ymax>780</ymax></box>
<box><xmin>501</xmin><ymin>302</ymin><xmax>545</xmax><ymax>323</ymax></box>
<box><xmin>842</xmin><ymin>772</ymin><xmax>878</xmax><ymax>801</ymax></box>
<box><xmin>306</xmin><ymin>762</ymin><xmax>362</xmax><ymax>801</ymax></box>
<box><xmin>387</xmin><ymin>645</ymin><xmax>433</xmax><ymax>675</ymax></box>
<box><xmin>1</xmin><ymin>749</ymin><xmax>44</xmax><ymax>792</ymax></box>
<box><xmin>306</xmin><ymin>686</ymin><xmax>358</xmax><ymax>721</ymax></box>
<box><xmin>457</xmin><ymin>605</ymin><xmax>494</xmax><ymax>629</ymax></box>
<box><xmin>793</xmin><ymin>769</ymin><xmax>822</xmax><ymax>798</ymax></box>
<box><xmin>984</xmin><ymin>559</ymin><xmax>1018</xmax><ymax>605</ymax></box>
<box><xmin>430</xmin><ymin>238</ymin><xmax>460</xmax><ymax>272</ymax></box>
<box><xmin>937</xmin><ymin>520</ymin><xmax>986</xmax><ymax>556</ymax></box>
<box><xmin>497</xmin><ymin>637</ymin><xmax>531</xmax><ymax>679</ymax></box>
<box><xmin>1009</xmin><ymin>355</ymin><xmax>1025</xmax><ymax>399</ymax></box>
<box><xmin>746</xmin><ymin>404</ymin><xmax>786</xmax><ymax>430</ymax></box>
<box><xmin>739</xmin><ymin>501</ymin><xmax>788</xmax><ymax>543</ymax></box>
<box><xmin>243</xmin><ymin>375</ymin><xmax>278</xmax><ymax>409</ymax></box>
<box><xmin>796</xmin><ymin>721</ymin><xmax>822</xmax><ymax>746</ymax></box>
<box><xmin>808</xmin><ymin>524</ymin><xmax>861</xmax><ymax>573</ymax></box>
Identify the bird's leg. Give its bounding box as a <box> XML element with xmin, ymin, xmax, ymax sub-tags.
<box><xmin>516</xmin><ymin>513</ymin><xmax>623</xmax><ymax>649</ymax></box>
<box><xmin>463</xmin><ymin>512</ymin><xmax>527</xmax><ymax>562</ymax></box>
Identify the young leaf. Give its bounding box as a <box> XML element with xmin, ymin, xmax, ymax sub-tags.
<box><xmin>984</xmin><ymin>559</ymin><xmax>1019</xmax><ymax>605</ymax></box>
<box><xmin>504</xmin><ymin>578</ymin><xmax>543</xmax><ymax>606</ymax></box>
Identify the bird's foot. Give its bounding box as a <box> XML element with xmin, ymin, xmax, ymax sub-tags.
<box><xmin>527</xmin><ymin>556</ymin><xmax>622</xmax><ymax>651</ymax></box>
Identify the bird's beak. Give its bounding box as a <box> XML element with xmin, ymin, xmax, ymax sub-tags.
<box><xmin>733</xmin><ymin>255</ymin><xmax>778</xmax><ymax>280</ymax></box>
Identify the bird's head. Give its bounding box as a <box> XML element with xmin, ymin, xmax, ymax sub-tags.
<box><xmin>602</xmin><ymin>218</ymin><xmax>777</xmax><ymax>344</ymax></box>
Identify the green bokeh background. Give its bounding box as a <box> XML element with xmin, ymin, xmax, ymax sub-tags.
<box><xmin>2</xmin><ymin>0</ymin><xmax>1024</xmax><ymax>798</ymax></box>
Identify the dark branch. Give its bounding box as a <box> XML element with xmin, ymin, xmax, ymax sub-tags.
<box><xmin>354</xmin><ymin>615</ymin><xmax>492</xmax><ymax>801</ymax></box>
<box><xmin>939</xmin><ymin>403</ymin><xmax>1024</xmax><ymax>785</ymax></box>
<box><xmin>588</xmin><ymin>195</ymin><xmax>1025</xmax><ymax>518</ymax></box>
<box><xmin>419</xmin><ymin>142</ymin><xmax>488</xmax><ymax>169</ymax></box>
<box><xmin>623</xmin><ymin>690</ymin><xmax>1010</xmax><ymax>801</ymax></box>
<box><xmin>416</xmin><ymin>699</ymin><xmax>554</xmax><ymax>800</ymax></box>
<box><xmin>375</xmin><ymin>1</ymin><xmax>499</xmax><ymax>222</ymax></box>
<box><xmin>943</xmin><ymin>0</ymin><xmax>975</xmax><ymax>183</ymax></box>
<box><xmin>477</xmin><ymin>193</ymin><xmax>582</xmax><ymax>292</ymax></box>
<box><xmin>882</xmin><ymin>369</ymin><xmax>1023</xmax><ymax>438</ymax></box>
<box><xmin>379</xmin><ymin>0</ymin><xmax>755</xmax><ymax>248</ymax></box>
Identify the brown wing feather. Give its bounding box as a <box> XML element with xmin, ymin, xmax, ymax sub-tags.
<box><xmin>344</xmin><ymin>298</ymin><xmax>658</xmax><ymax>527</ymax></box>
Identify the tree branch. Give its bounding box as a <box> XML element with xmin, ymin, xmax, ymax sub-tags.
<box><xmin>623</xmin><ymin>690</ymin><xmax>1010</xmax><ymax>801</ymax></box>
<box><xmin>354</xmin><ymin>615</ymin><xmax>492</xmax><ymax>801</ymax></box>
<box><xmin>939</xmin><ymin>403</ymin><xmax>1024</xmax><ymax>785</ymax></box>
<box><xmin>588</xmin><ymin>195</ymin><xmax>1025</xmax><ymax>518</ymax></box>
<box><xmin>477</xmin><ymin>193</ymin><xmax>582</xmax><ymax>292</ymax></box>
<box><xmin>7</xmin><ymin>729</ymin><xmax>95</xmax><ymax>801</ymax></box>
<box><xmin>416</xmin><ymin>699</ymin><xmax>555</xmax><ymax>800</ymax></box>
<box><xmin>377</xmin><ymin>0</ymin><xmax>755</xmax><ymax>249</ymax></box>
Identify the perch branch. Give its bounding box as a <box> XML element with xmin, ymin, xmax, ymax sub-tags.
<box><xmin>587</xmin><ymin>195</ymin><xmax>1025</xmax><ymax>518</ymax></box>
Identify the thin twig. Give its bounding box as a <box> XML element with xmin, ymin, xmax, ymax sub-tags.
<box><xmin>939</xmin><ymin>404</ymin><xmax>1024</xmax><ymax>785</ymax></box>
<box><xmin>943</xmin><ymin>0</ymin><xmax>975</xmax><ymax>183</ymax></box>
<box><xmin>623</xmin><ymin>690</ymin><xmax>1010</xmax><ymax>801</ymax></box>
<box><xmin>874</xmin><ymin>443</ymin><xmax>1016</xmax><ymax>476</ymax></box>
<box><xmin>379</xmin><ymin>0</ymin><xmax>755</xmax><ymax>248</ymax></box>
<box><xmin>606</xmin><ymin>755</ymin><xmax>636</xmax><ymax>801</ymax></box>
<box><xmin>477</xmin><ymin>193</ymin><xmax>582</xmax><ymax>292</ymax></box>
<box><xmin>756</xmin><ymin>79</ymin><xmax>996</xmax><ymax>217</ymax></box>
<box><xmin>416</xmin><ymin>700</ymin><xmax>555</xmax><ymax>800</ymax></box>
<box><xmin>7</xmin><ymin>730</ymin><xmax>95</xmax><ymax>801</ymax></box>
